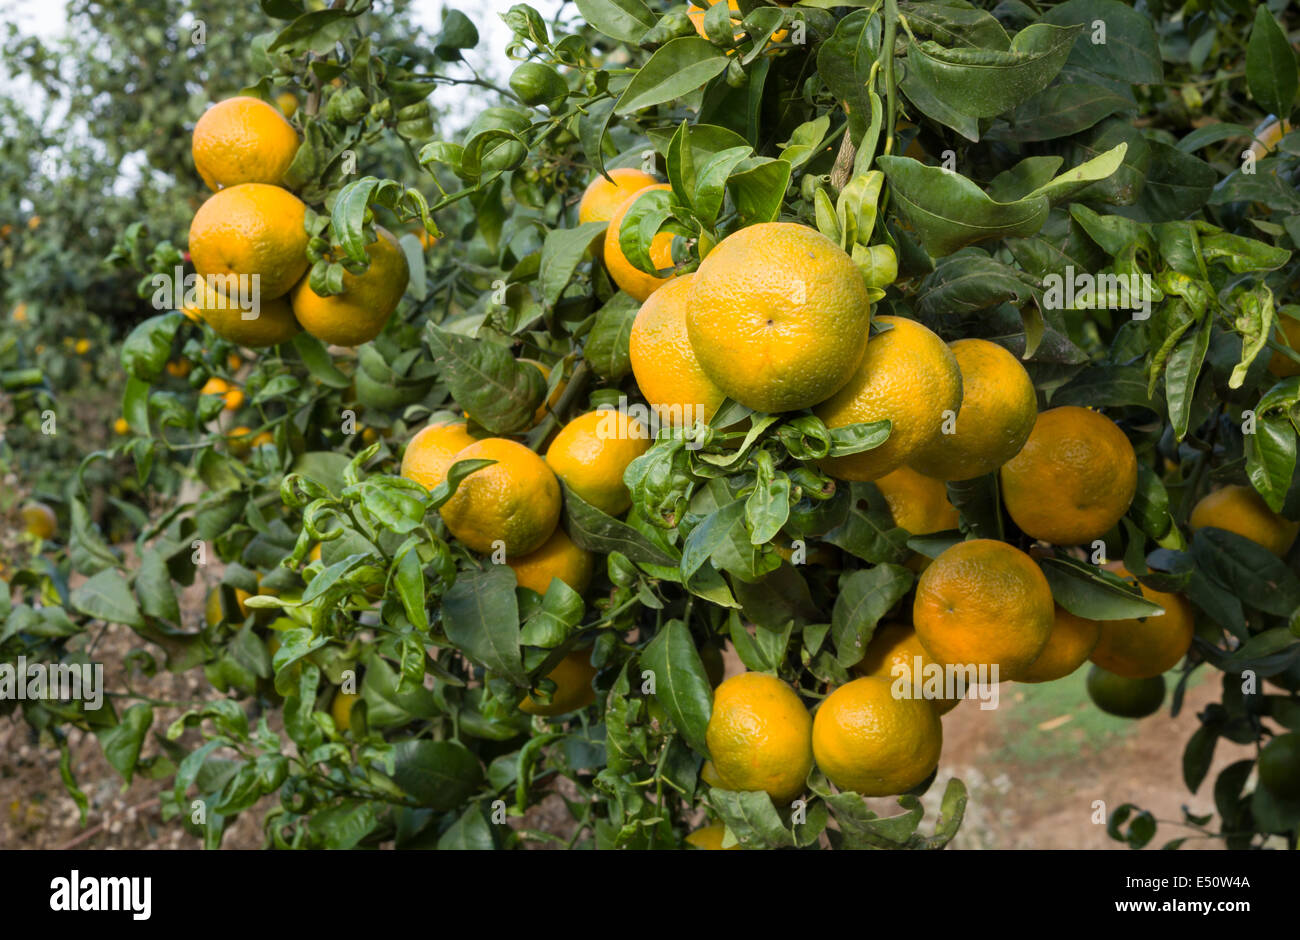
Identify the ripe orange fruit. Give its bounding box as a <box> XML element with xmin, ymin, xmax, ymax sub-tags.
<box><xmin>1188</xmin><ymin>485</ymin><xmax>1299</xmax><ymax>557</ymax></box>
<box><xmin>188</xmin><ymin>279</ymin><xmax>301</xmax><ymax>347</ymax></box>
<box><xmin>199</xmin><ymin>377</ymin><xmax>244</xmax><ymax>411</ymax></box>
<box><xmin>815</xmin><ymin>316</ymin><xmax>962</xmax><ymax>481</ymax></box>
<box><xmin>1086</xmin><ymin>666</ymin><xmax>1165</xmax><ymax>718</ymax></box>
<box><xmin>507</xmin><ymin>526</ymin><xmax>594</xmax><ymax>596</ymax></box>
<box><xmin>853</xmin><ymin>622</ymin><xmax>961</xmax><ymax>714</ymax></box>
<box><xmin>519</xmin><ymin>649</ymin><xmax>598</xmax><ymax>715</ymax></box>
<box><xmin>252</xmin><ymin>431</ymin><xmax>274</xmax><ymax>448</ymax></box>
<box><xmin>545</xmin><ymin>410</ymin><xmax>651</xmax><ymax>516</ymax></box>
<box><xmin>331</xmin><ymin>690</ymin><xmax>360</xmax><ymax>732</ymax></box>
<box><xmin>1089</xmin><ymin>566</ymin><xmax>1194</xmax><ymax>679</ymax></box>
<box><xmin>629</xmin><ymin>273</ymin><xmax>726</xmax><ymax>426</ymax></box>
<box><xmin>700</xmin><ymin>760</ymin><xmax>725</xmax><ymax>787</ymax></box>
<box><xmin>1018</xmin><ymin>606</ymin><xmax>1101</xmax><ymax>683</ymax></box>
<box><xmin>874</xmin><ymin>465</ymin><xmax>959</xmax><ymax>535</ymax></box>
<box><xmin>1248</xmin><ymin>117</ymin><xmax>1292</xmax><ymax>162</ymax></box>
<box><xmin>438</xmin><ymin>437</ymin><xmax>561</xmax><ymax>555</ymax></box>
<box><xmin>227</xmin><ymin>426</ymin><xmax>256</xmax><ymax>456</ymax></box>
<box><xmin>21</xmin><ymin>502</ymin><xmax>57</xmax><ymax>540</ymax></box>
<box><xmin>913</xmin><ymin>538</ymin><xmax>1054</xmax><ymax>682</ymax></box>
<box><xmin>999</xmin><ymin>406</ymin><xmax>1136</xmax><ymax>546</ymax></box>
<box><xmin>684</xmin><ymin>822</ymin><xmax>740</xmax><ymax>850</ymax></box>
<box><xmin>688</xmin><ymin>223</ymin><xmax>873</xmax><ymax>414</ymax></box>
<box><xmin>189</xmin><ymin>183</ymin><xmax>309</xmax><ymax>301</ymax></box>
<box><xmin>688</xmin><ymin>0</ymin><xmax>789</xmax><ymax>45</ymax></box>
<box><xmin>604</xmin><ymin>184</ymin><xmax>676</xmax><ymax>302</ymax></box>
<box><xmin>113</xmin><ymin>417</ymin><xmax>129</xmax><ymax>435</ymax></box>
<box><xmin>192</xmin><ymin>96</ymin><xmax>300</xmax><ymax>190</ymax></box>
<box><xmin>165</xmin><ymin>359</ymin><xmax>191</xmax><ymax>378</ymax></box>
<box><xmin>908</xmin><ymin>338</ymin><xmax>1037</xmax><ymax>482</ymax></box>
<box><xmin>706</xmin><ymin>672</ymin><xmax>812</xmax><ymax>803</ymax></box>
<box><xmin>812</xmin><ymin>676</ymin><xmax>943</xmax><ymax>796</ymax></box>
<box><xmin>290</xmin><ymin>226</ymin><xmax>409</xmax><ymax>347</ymax></box>
<box><xmin>578</xmin><ymin>167</ymin><xmax>658</xmax><ymax>225</ymax></box>
<box><xmin>1267</xmin><ymin>312</ymin><xmax>1300</xmax><ymax>377</ymax></box>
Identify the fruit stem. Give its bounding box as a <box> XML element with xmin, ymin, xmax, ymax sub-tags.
<box><xmin>882</xmin><ymin>0</ymin><xmax>900</xmax><ymax>158</ymax></box>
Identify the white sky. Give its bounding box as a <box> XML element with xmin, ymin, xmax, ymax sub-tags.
<box><xmin>1</xmin><ymin>0</ymin><xmax>567</xmax><ymax>123</ymax></box>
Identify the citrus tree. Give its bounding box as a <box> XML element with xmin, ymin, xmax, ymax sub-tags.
<box><xmin>5</xmin><ymin>0</ymin><xmax>1300</xmax><ymax>850</ymax></box>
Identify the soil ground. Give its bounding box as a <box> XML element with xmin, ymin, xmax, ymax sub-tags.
<box><xmin>0</xmin><ymin>627</ymin><xmax>1259</xmax><ymax>850</ymax></box>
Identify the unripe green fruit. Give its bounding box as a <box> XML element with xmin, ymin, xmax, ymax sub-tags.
<box><xmin>510</xmin><ymin>62</ymin><xmax>567</xmax><ymax>109</ymax></box>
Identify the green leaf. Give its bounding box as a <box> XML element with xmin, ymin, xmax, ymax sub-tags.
<box><xmin>817</xmin><ymin>10</ymin><xmax>879</xmax><ymax>140</ymax></box>
<box><xmin>442</xmin><ymin>566</ymin><xmax>526</xmax><ymax>685</ymax></box>
<box><xmin>564</xmin><ymin>485</ymin><xmax>681</xmax><ymax>567</ymax></box>
<box><xmin>878</xmin><ymin>148</ymin><xmax>1124</xmax><ymax>257</ymax></box>
<box><xmin>95</xmin><ymin>704</ymin><xmax>153</xmax><ymax>785</ymax></box>
<box><xmin>831</xmin><ymin>565</ymin><xmax>914</xmax><ymax>666</ymax></box>
<box><xmin>1246</xmin><ymin>7</ymin><xmax>1298</xmax><ymax>120</ymax></box>
<box><xmin>135</xmin><ymin>549</ymin><xmax>180</xmax><ymax>624</ymax></box>
<box><xmin>615</xmin><ymin>38</ymin><xmax>730</xmax><ymax>115</ymax></box>
<box><xmin>1130</xmin><ymin>464</ymin><xmax>1172</xmax><ymax>540</ymax></box>
<box><xmin>1164</xmin><ymin>314</ymin><xmax>1211</xmax><ymax>441</ymax></box>
<box><xmin>1039</xmin><ymin>556</ymin><xmax>1164</xmax><ymax>620</ymax></box>
<box><xmin>1119</xmin><ymin>142</ymin><xmax>1216</xmax><ymax>223</ymax></box>
<box><xmin>540</xmin><ymin>221</ymin><xmax>607</xmax><ymax>309</ymax></box>
<box><xmin>728</xmin><ymin>157</ymin><xmax>792</xmax><ymax>227</ymax></box>
<box><xmin>901</xmin><ymin>1</ymin><xmax>1008</xmax><ymax>50</ymax></box>
<box><xmin>574</xmin><ymin>0</ymin><xmax>657</xmax><ymax>43</ymax></box>
<box><xmin>823</xmin><ymin>482</ymin><xmax>911</xmax><ymax>564</ymax></box>
<box><xmin>899</xmin><ymin>69</ymin><xmax>981</xmax><ymax>141</ymax></box>
<box><xmin>72</xmin><ymin>568</ymin><xmax>145</xmax><ymax>628</ymax></box>
<box><xmin>1051</xmin><ymin>364</ymin><xmax>1163</xmax><ymax>413</ymax></box>
<box><xmin>680</xmin><ymin>500</ymin><xmax>746</xmax><ymax>581</ymax></box>
<box><xmin>914</xmin><ymin>251</ymin><xmax>1040</xmax><ymax>319</ymax></box>
<box><xmin>825</xmin><ymin>790</ymin><xmax>923</xmax><ymax>848</ymax></box>
<box><xmin>708</xmin><ymin>789</ymin><xmax>795</xmax><ymax>847</ymax></box>
<box><xmin>120</xmin><ymin>312</ymin><xmax>182</xmax><ymax>382</ymax></box>
<box><xmin>905</xmin><ymin>24</ymin><xmax>1080</xmax><ymax>120</ymax></box>
<box><xmin>292</xmin><ymin>331</ymin><xmax>351</xmax><ymax>388</ymax></box>
<box><xmin>438</xmin><ymin>9</ymin><xmax>479</xmax><ymax>50</ymax></box>
<box><xmin>1182</xmin><ymin>725</ymin><xmax>1217</xmax><ymax>794</ymax></box>
<box><xmin>1040</xmin><ymin>0</ymin><xmax>1163</xmax><ymax>84</ymax></box>
<box><xmin>585</xmin><ymin>291</ymin><xmax>640</xmax><ymax>380</ymax></box>
<box><xmin>394</xmin><ymin>547</ymin><xmax>429</xmax><ymax>632</ymax></box>
<box><xmin>437</xmin><ymin>803</ymin><xmax>498</xmax><ymax>850</ymax></box>
<box><xmin>1245</xmin><ymin>414</ymin><xmax>1298</xmax><ymax>514</ymax></box>
<box><xmin>391</xmin><ymin>740</ymin><xmax>484</xmax><ymax>811</ymax></box>
<box><xmin>641</xmin><ymin>619</ymin><xmax>714</xmax><ymax>755</ymax></box>
<box><xmin>1192</xmin><ymin>529</ymin><xmax>1300</xmax><ymax>619</ymax></box>
<box><xmin>1176</xmin><ymin>122</ymin><xmax>1254</xmax><ymax>153</ymax></box>
<box><xmin>424</xmin><ymin>324</ymin><xmax>545</xmax><ymax>434</ymax></box>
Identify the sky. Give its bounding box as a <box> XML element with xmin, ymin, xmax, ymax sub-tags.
<box><xmin>1</xmin><ymin>0</ymin><xmax>568</xmax><ymax>122</ymax></box>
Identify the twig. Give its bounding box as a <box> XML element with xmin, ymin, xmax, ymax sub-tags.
<box><xmin>57</xmin><ymin>797</ymin><xmax>161</xmax><ymax>850</ymax></box>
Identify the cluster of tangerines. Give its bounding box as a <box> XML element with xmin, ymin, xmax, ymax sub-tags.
<box><xmin>558</xmin><ymin>167</ymin><xmax>1300</xmax><ymax>849</ymax></box>
<box><xmin>166</xmin><ymin>91</ymin><xmax>1300</xmax><ymax>845</ymax></box>
<box><xmin>163</xmin><ymin>95</ymin><xmax>413</xmax><ymax>454</ymax></box>
<box><xmin>184</xmin><ymin>95</ymin><xmax>410</xmax><ymax>352</ymax></box>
